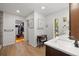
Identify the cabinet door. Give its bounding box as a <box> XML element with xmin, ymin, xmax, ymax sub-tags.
<box><xmin>70</xmin><ymin>3</ymin><xmax>79</xmax><ymax>40</ymax></box>
<box><xmin>46</xmin><ymin>45</ymin><xmax>70</xmax><ymax>56</ymax></box>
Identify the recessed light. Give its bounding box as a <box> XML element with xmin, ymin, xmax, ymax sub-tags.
<box><xmin>41</xmin><ymin>6</ymin><xmax>46</xmax><ymax>10</ymax></box>
<box><xmin>16</xmin><ymin>10</ymin><xmax>20</xmax><ymax>13</ymax></box>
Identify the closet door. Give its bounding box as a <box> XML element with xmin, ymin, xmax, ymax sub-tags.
<box><xmin>70</xmin><ymin>3</ymin><xmax>79</xmax><ymax>40</ymax></box>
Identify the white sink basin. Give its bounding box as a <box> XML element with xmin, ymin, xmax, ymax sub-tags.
<box><xmin>54</xmin><ymin>36</ymin><xmax>75</xmax><ymax>47</ymax></box>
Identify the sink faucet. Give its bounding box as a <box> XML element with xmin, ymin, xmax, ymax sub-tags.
<box><xmin>69</xmin><ymin>36</ymin><xmax>79</xmax><ymax>47</ymax></box>
<box><xmin>74</xmin><ymin>40</ymin><xmax>79</xmax><ymax>47</ymax></box>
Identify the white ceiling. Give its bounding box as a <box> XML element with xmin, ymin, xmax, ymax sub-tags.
<box><xmin>0</xmin><ymin>3</ymin><xmax>69</xmax><ymax>17</ymax></box>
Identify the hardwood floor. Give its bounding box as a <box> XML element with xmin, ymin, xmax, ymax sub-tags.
<box><xmin>0</xmin><ymin>42</ymin><xmax>45</xmax><ymax>56</ymax></box>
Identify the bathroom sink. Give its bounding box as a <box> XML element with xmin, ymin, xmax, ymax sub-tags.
<box><xmin>54</xmin><ymin>36</ymin><xmax>75</xmax><ymax>47</ymax></box>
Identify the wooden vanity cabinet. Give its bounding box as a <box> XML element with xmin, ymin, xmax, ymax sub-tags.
<box><xmin>46</xmin><ymin>45</ymin><xmax>70</xmax><ymax>56</ymax></box>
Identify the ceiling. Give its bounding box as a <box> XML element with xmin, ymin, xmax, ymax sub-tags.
<box><xmin>0</xmin><ymin>3</ymin><xmax>69</xmax><ymax>17</ymax></box>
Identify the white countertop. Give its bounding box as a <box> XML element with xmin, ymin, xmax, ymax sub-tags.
<box><xmin>45</xmin><ymin>35</ymin><xmax>79</xmax><ymax>56</ymax></box>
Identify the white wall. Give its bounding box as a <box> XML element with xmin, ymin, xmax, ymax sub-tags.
<box><xmin>24</xmin><ymin>19</ymin><xmax>27</xmax><ymax>42</ymax></box>
<box><xmin>25</xmin><ymin>12</ymin><xmax>46</xmax><ymax>47</ymax></box>
<box><xmin>26</xmin><ymin>12</ymin><xmax>35</xmax><ymax>47</ymax></box>
<box><xmin>34</xmin><ymin>12</ymin><xmax>47</xmax><ymax>35</ymax></box>
<box><xmin>46</xmin><ymin>6</ymin><xmax>69</xmax><ymax>40</ymax></box>
<box><xmin>3</xmin><ymin>12</ymin><xmax>25</xmax><ymax>46</ymax></box>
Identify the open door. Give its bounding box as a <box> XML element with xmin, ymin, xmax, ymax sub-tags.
<box><xmin>15</xmin><ymin>20</ymin><xmax>25</xmax><ymax>43</ymax></box>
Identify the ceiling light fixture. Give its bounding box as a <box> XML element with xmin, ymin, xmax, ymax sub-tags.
<box><xmin>16</xmin><ymin>10</ymin><xmax>20</xmax><ymax>13</ymax></box>
<box><xmin>41</xmin><ymin>6</ymin><xmax>46</xmax><ymax>10</ymax></box>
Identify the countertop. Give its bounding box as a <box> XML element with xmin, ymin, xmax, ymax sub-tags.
<box><xmin>45</xmin><ymin>35</ymin><xmax>79</xmax><ymax>56</ymax></box>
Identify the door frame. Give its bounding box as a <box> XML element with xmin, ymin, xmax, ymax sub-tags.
<box><xmin>26</xmin><ymin>20</ymin><xmax>29</xmax><ymax>43</ymax></box>
<box><xmin>15</xmin><ymin>20</ymin><xmax>25</xmax><ymax>43</ymax></box>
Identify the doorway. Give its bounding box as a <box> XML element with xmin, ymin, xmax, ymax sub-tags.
<box><xmin>15</xmin><ymin>20</ymin><xmax>25</xmax><ymax>43</ymax></box>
